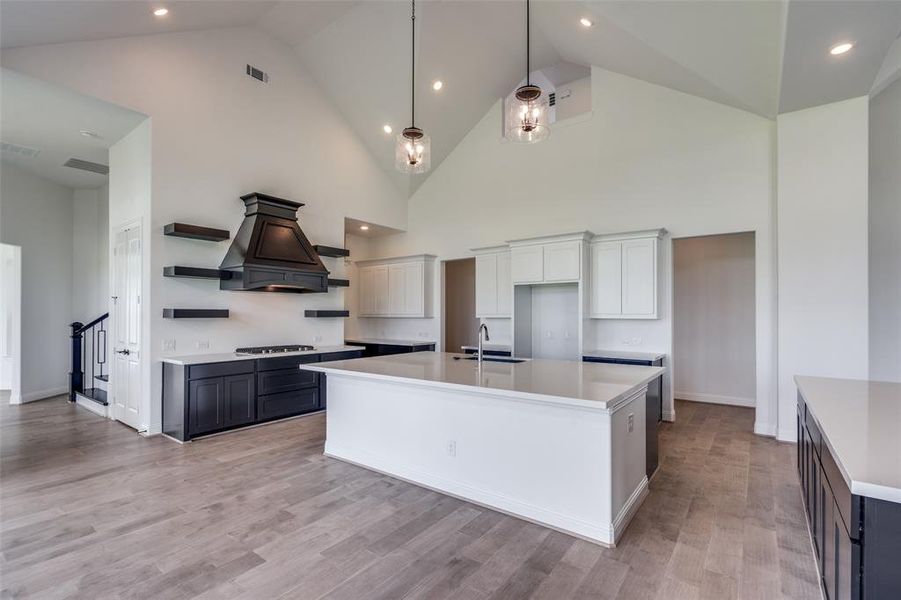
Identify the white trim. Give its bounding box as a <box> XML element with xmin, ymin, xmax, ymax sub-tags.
<box><xmin>675</xmin><ymin>392</ymin><xmax>755</xmax><ymax>408</ymax></box>
<box><xmin>354</xmin><ymin>253</ymin><xmax>436</xmax><ymax>267</ymax></box>
<box><xmin>612</xmin><ymin>477</ymin><xmax>649</xmax><ymax>543</ymax></box>
<box><xmin>325</xmin><ymin>442</ymin><xmax>618</xmax><ymax>547</ymax></box>
<box><xmin>506</xmin><ymin>231</ymin><xmax>593</xmax><ymax>247</ymax></box>
<box><xmin>592</xmin><ymin>228</ymin><xmax>667</xmax><ymax>243</ymax></box>
<box><xmin>75</xmin><ymin>395</ymin><xmax>108</xmax><ymax>417</ymax></box>
<box><xmin>754</xmin><ymin>420</ymin><xmax>776</xmax><ymax>437</ymax></box>
<box><xmin>20</xmin><ymin>386</ymin><xmax>67</xmax><ymax>403</ymax></box>
<box><xmin>777</xmin><ymin>425</ymin><xmax>797</xmax><ymax>443</ymax></box>
<box><xmin>470</xmin><ymin>244</ymin><xmax>509</xmax><ymax>254</ymax></box>
<box><xmin>661</xmin><ymin>410</ymin><xmax>675</xmax><ymax>422</ymax></box>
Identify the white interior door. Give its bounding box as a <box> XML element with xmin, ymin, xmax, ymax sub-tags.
<box><xmin>112</xmin><ymin>225</ymin><xmax>142</xmax><ymax>430</ymax></box>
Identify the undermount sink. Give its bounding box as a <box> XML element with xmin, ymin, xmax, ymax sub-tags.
<box><xmin>456</xmin><ymin>356</ymin><xmax>527</xmax><ymax>364</ymax></box>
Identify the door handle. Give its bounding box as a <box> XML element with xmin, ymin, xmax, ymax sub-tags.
<box><xmin>115</xmin><ymin>349</ymin><xmax>130</xmax><ymax>356</ymax></box>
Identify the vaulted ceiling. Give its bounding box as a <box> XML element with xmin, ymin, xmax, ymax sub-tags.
<box><xmin>2</xmin><ymin>1</ymin><xmax>900</xmax><ymax>196</ymax></box>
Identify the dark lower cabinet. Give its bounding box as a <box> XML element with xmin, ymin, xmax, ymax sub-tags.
<box><xmin>345</xmin><ymin>340</ymin><xmax>435</xmax><ymax>358</ymax></box>
<box><xmin>462</xmin><ymin>348</ymin><xmax>513</xmax><ymax>357</ymax></box>
<box><xmin>163</xmin><ymin>349</ymin><xmax>362</xmax><ymax>441</ymax></box>
<box><xmin>797</xmin><ymin>392</ymin><xmax>899</xmax><ymax>599</ymax></box>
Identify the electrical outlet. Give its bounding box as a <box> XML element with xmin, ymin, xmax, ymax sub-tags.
<box><xmin>314</xmin><ymin>335</ymin><xmax>322</xmax><ymax>343</ymax></box>
<box><xmin>196</xmin><ymin>340</ymin><xmax>210</xmax><ymax>350</ymax></box>
<box><xmin>446</xmin><ymin>440</ymin><xmax>456</xmax><ymax>457</ymax></box>
<box><xmin>632</xmin><ymin>337</ymin><xmax>642</xmax><ymax>345</ymax></box>
<box><xmin>162</xmin><ymin>339</ymin><xmax>176</xmax><ymax>351</ymax></box>
<box><xmin>628</xmin><ymin>413</ymin><xmax>634</xmax><ymax>432</ymax></box>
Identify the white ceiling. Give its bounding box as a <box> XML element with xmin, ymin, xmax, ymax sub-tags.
<box><xmin>2</xmin><ymin>0</ymin><xmax>899</xmax><ymax>195</ymax></box>
<box><xmin>0</xmin><ymin>69</ymin><xmax>147</xmax><ymax>189</ymax></box>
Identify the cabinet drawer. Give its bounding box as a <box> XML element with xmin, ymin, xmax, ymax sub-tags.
<box><xmin>258</xmin><ymin>388</ymin><xmax>319</xmax><ymax>421</ymax></box>
<box><xmin>319</xmin><ymin>350</ymin><xmax>363</xmax><ymax>362</ymax></box>
<box><xmin>188</xmin><ymin>361</ymin><xmax>253</xmax><ymax>380</ymax></box>
<box><xmin>257</xmin><ymin>368</ymin><xmax>318</xmax><ymax>395</ymax></box>
<box><xmin>257</xmin><ymin>354</ymin><xmax>321</xmax><ymax>372</ymax></box>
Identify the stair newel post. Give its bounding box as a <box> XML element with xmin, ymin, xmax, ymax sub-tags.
<box><xmin>70</xmin><ymin>322</ymin><xmax>84</xmax><ymax>402</ymax></box>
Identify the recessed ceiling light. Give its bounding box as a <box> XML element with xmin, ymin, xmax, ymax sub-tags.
<box><xmin>153</xmin><ymin>8</ymin><xmax>169</xmax><ymax>17</ymax></box>
<box><xmin>830</xmin><ymin>42</ymin><xmax>854</xmax><ymax>55</ymax></box>
<box><xmin>580</xmin><ymin>17</ymin><xmax>593</xmax><ymax>27</ymax></box>
<box><xmin>383</xmin><ymin>124</ymin><xmax>393</xmax><ymax>134</ymax></box>
<box><xmin>79</xmin><ymin>129</ymin><xmax>102</xmax><ymax>139</ymax></box>
<box><xmin>432</xmin><ymin>80</ymin><xmax>443</xmax><ymax>91</ymax></box>
<box><xmin>360</xmin><ymin>225</ymin><xmax>370</xmax><ymax>231</ymax></box>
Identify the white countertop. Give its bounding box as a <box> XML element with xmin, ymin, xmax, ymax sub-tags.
<box><xmin>583</xmin><ymin>349</ymin><xmax>666</xmax><ymax>362</ymax></box>
<box><xmin>796</xmin><ymin>376</ymin><xmax>901</xmax><ymax>503</ymax></box>
<box><xmin>344</xmin><ymin>337</ymin><xmax>436</xmax><ymax>347</ymax></box>
<box><xmin>303</xmin><ymin>352</ymin><xmax>665</xmax><ymax>411</ymax></box>
<box><xmin>460</xmin><ymin>343</ymin><xmax>512</xmax><ymax>352</ymax></box>
<box><xmin>160</xmin><ymin>345</ymin><xmax>365</xmax><ymax>366</ymax></box>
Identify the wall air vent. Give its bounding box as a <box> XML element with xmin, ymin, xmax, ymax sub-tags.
<box><xmin>63</xmin><ymin>158</ymin><xmax>109</xmax><ymax>175</ymax></box>
<box><xmin>1</xmin><ymin>141</ymin><xmax>41</xmax><ymax>158</ymax></box>
<box><xmin>246</xmin><ymin>64</ymin><xmax>269</xmax><ymax>83</ymax></box>
<box><xmin>548</xmin><ymin>92</ymin><xmax>556</xmax><ymax>107</ymax></box>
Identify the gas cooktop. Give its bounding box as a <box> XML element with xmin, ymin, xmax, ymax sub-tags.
<box><xmin>235</xmin><ymin>344</ymin><xmax>315</xmax><ymax>355</ymax></box>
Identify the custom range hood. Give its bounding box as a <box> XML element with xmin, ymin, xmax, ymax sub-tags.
<box><xmin>219</xmin><ymin>192</ymin><xmax>329</xmax><ymax>293</ymax></box>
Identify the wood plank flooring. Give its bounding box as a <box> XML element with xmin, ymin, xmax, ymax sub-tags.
<box><xmin>0</xmin><ymin>396</ymin><xmax>820</xmax><ymax>599</ymax></box>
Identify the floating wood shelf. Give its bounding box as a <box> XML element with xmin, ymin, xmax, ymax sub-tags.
<box><xmin>164</xmin><ymin>223</ymin><xmax>230</xmax><ymax>242</ymax></box>
<box><xmin>163</xmin><ymin>266</ymin><xmax>231</xmax><ymax>280</ymax></box>
<box><xmin>314</xmin><ymin>245</ymin><xmax>350</xmax><ymax>258</ymax></box>
<box><xmin>327</xmin><ymin>278</ymin><xmax>349</xmax><ymax>287</ymax></box>
<box><xmin>304</xmin><ymin>310</ymin><xmax>349</xmax><ymax>318</ymax></box>
<box><xmin>163</xmin><ymin>309</ymin><xmax>229</xmax><ymax>319</ymax></box>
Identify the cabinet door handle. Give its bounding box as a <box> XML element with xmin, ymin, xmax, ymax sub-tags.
<box><xmin>115</xmin><ymin>349</ymin><xmax>130</xmax><ymax>356</ymax></box>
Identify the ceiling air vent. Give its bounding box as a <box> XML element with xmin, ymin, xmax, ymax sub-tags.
<box><xmin>246</xmin><ymin>64</ymin><xmax>269</xmax><ymax>83</ymax></box>
<box><xmin>63</xmin><ymin>158</ymin><xmax>109</xmax><ymax>175</ymax></box>
<box><xmin>1</xmin><ymin>141</ymin><xmax>41</xmax><ymax>158</ymax></box>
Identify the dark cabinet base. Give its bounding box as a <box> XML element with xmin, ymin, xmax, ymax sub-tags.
<box><xmin>346</xmin><ymin>341</ymin><xmax>435</xmax><ymax>358</ymax></box>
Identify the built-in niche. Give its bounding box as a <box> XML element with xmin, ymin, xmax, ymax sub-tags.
<box><xmin>513</xmin><ymin>283</ymin><xmax>580</xmax><ymax>360</ymax></box>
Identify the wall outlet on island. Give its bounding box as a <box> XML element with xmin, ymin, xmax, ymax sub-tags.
<box><xmin>162</xmin><ymin>339</ymin><xmax>176</xmax><ymax>351</ymax></box>
<box><xmin>196</xmin><ymin>340</ymin><xmax>210</xmax><ymax>350</ymax></box>
<box><xmin>446</xmin><ymin>440</ymin><xmax>456</xmax><ymax>457</ymax></box>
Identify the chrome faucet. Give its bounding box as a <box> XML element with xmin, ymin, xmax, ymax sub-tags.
<box><xmin>477</xmin><ymin>323</ymin><xmax>490</xmax><ymax>363</ymax></box>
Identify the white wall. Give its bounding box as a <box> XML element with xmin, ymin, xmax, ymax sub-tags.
<box><xmin>0</xmin><ymin>243</ymin><xmax>22</xmax><ymax>401</ymax></box>
<box><xmin>2</xmin><ymin>27</ymin><xmax>407</xmax><ymax>433</ymax></box>
<box><xmin>367</xmin><ymin>67</ymin><xmax>778</xmax><ymax>433</ymax></box>
<box><xmin>776</xmin><ymin>97</ymin><xmax>870</xmax><ymax>441</ymax></box>
<box><xmin>72</xmin><ymin>185</ymin><xmax>109</xmax><ymax>320</ymax></box>
<box><xmin>0</xmin><ymin>162</ymin><xmax>74</xmax><ymax>401</ymax></box>
<box><xmin>673</xmin><ymin>232</ymin><xmax>756</xmax><ymax>407</ymax></box>
<box><xmin>869</xmin><ymin>79</ymin><xmax>901</xmax><ymax>382</ymax></box>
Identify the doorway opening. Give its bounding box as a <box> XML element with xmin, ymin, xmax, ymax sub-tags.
<box><xmin>443</xmin><ymin>258</ymin><xmax>478</xmax><ymax>353</ymax></box>
<box><xmin>673</xmin><ymin>232</ymin><xmax>757</xmax><ymax>413</ymax></box>
<box><xmin>0</xmin><ymin>244</ymin><xmax>22</xmax><ymax>404</ymax></box>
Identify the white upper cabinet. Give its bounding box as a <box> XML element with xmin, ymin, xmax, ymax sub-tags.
<box><xmin>356</xmin><ymin>255</ymin><xmax>434</xmax><ymax>318</ymax></box>
<box><xmin>474</xmin><ymin>247</ymin><xmax>512</xmax><ymax>318</ymax></box>
<box><xmin>509</xmin><ymin>233</ymin><xmax>589</xmax><ymax>285</ymax></box>
<box><xmin>590</xmin><ymin>230</ymin><xmax>663</xmax><ymax>319</ymax></box>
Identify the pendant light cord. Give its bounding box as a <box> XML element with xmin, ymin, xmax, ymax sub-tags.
<box><xmin>526</xmin><ymin>0</ymin><xmax>530</xmax><ymax>86</ymax></box>
<box><xmin>411</xmin><ymin>0</ymin><xmax>416</xmax><ymax>128</ymax></box>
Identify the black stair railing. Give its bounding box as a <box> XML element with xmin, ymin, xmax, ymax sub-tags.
<box><xmin>69</xmin><ymin>313</ymin><xmax>109</xmax><ymax>402</ymax></box>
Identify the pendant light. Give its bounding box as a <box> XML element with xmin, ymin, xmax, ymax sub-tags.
<box><xmin>505</xmin><ymin>0</ymin><xmax>549</xmax><ymax>143</ymax></box>
<box><xmin>395</xmin><ymin>0</ymin><xmax>430</xmax><ymax>174</ymax></box>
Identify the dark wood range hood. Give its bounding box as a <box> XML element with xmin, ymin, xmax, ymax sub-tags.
<box><xmin>219</xmin><ymin>192</ymin><xmax>329</xmax><ymax>293</ymax></box>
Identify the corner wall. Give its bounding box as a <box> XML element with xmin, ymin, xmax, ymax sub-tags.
<box><xmin>776</xmin><ymin>96</ymin><xmax>870</xmax><ymax>440</ymax></box>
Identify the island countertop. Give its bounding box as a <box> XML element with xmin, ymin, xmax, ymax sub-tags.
<box><xmin>796</xmin><ymin>376</ymin><xmax>901</xmax><ymax>503</ymax></box>
<box><xmin>303</xmin><ymin>352</ymin><xmax>665</xmax><ymax>411</ymax></box>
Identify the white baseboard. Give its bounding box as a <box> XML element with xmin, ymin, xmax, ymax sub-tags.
<box><xmin>661</xmin><ymin>410</ymin><xmax>675</xmax><ymax>422</ymax></box>
<box><xmin>75</xmin><ymin>396</ymin><xmax>108</xmax><ymax>417</ymax></box>
<box><xmin>612</xmin><ymin>477</ymin><xmax>649</xmax><ymax>544</ymax></box>
<box><xmin>776</xmin><ymin>426</ymin><xmax>797</xmax><ymax>443</ymax></box>
<box><xmin>754</xmin><ymin>420</ymin><xmax>776</xmax><ymax>437</ymax></box>
<box><xmin>21</xmin><ymin>386</ymin><xmax>68</xmax><ymax>403</ymax></box>
<box><xmin>325</xmin><ymin>442</ymin><xmax>618</xmax><ymax>547</ymax></box>
<box><xmin>675</xmin><ymin>391</ymin><xmax>755</xmax><ymax>408</ymax></box>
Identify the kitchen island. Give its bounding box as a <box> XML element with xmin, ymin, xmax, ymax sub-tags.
<box><xmin>302</xmin><ymin>352</ymin><xmax>665</xmax><ymax>546</ymax></box>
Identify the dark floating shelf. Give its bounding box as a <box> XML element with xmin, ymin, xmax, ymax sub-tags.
<box><xmin>314</xmin><ymin>245</ymin><xmax>350</xmax><ymax>258</ymax></box>
<box><xmin>327</xmin><ymin>278</ymin><xmax>349</xmax><ymax>287</ymax></box>
<box><xmin>164</xmin><ymin>223</ymin><xmax>230</xmax><ymax>242</ymax></box>
<box><xmin>163</xmin><ymin>309</ymin><xmax>229</xmax><ymax>319</ymax></box>
<box><xmin>304</xmin><ymin>310</ymin><xmax>350</xmax><ymax>318</ymax></box>
<box><xmin>163</xmin><ymin>266</ymin><xmax>231</xmax><ymax>280</ymax></box>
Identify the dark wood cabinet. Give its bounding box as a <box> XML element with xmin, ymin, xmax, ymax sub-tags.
<box><xmin>345</xmin><ymin>340</ymin><xmax>435</xmax><ymax>358</ymax></box>
<box><xmin>163</xmin><ymin>349</ymin><xmax>363</xmax><ymax>441</ymax></box>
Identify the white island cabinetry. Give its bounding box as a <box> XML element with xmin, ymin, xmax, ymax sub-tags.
<box><xmin>356</xmin><ymin>254</ymin><xmax>435</xmax><ymax>318</ymax></box>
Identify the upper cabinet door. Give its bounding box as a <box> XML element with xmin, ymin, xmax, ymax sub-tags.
<box><xmin>591</xmin><ymin>242</ymin><xmax>622</xmax><ymax>316</ymax></box>
<box><xmin>373</xmin><ymin>265</ymin><xmax>390</xmax><ymax>315</ymax></box>
<box><xmin>358</xmin><ymin>267</ymin><xmax>374</xmax><ymax>316</ymax></box>
<box><xmin>475</xmin><ymin>254</ymin><xmax>498</xmax><ymax>317</ymax></box>
<box><xmin>496</xmin><ymin>251</ymin><xmax>512</xmax><ymax>317</ymax></box>
<box><xmin>403</xmin><ymin>262</ymin><xmax>424</xmax><ymax>315</ymax></box>
<box><xmin>543</xmin><ymin>241</ymin><xmax>581</xmax><ymax>282</ymax></box>
<box><xmin>511</xmin><ymin>246</ymin><xmax>544</xmax><ymax>284</ymax></box>
<box><xmin>388</xmin><ymin>264</ymin><xmax>406</xmax><ymax>316</ymax></box>
<box><xmin>621</xmin><ymin>238</ymin><xmax>657</xmax><ymax>317</ymax></box>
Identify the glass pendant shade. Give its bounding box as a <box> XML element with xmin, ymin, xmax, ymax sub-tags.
<box><xmin>505</xmin><ymin>84</ymin><xmax>550</xmax><ymax>143</ymax></box>
<box><xmin>395</xmin><ymin>127</ymin><xmax>431</xmax><ymax>174</ymax></box>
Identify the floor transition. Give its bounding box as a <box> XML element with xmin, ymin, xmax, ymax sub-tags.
<box><xmin>0</xmin><ymin>396</ymin><xmax>820</xmax><ymax>599</ymax></box>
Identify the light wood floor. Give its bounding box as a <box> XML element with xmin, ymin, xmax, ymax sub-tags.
<box><xmin>0</xmin><ymin>396</ymin><xmax>820</xmax><ymax>599</ymax></box>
